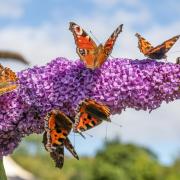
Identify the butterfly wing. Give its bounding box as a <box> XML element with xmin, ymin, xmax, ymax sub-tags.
<box><xmin>93</xmin><ymin>24</ymin><xmax>123</xmax><ymax>68</ymax></box>
<box><xmin>147</xmin><ymin>35</ymin><xmax>180</xmax><ymax>59</ymax></box>
<box><xmin>50</xmin><ymin>146</ymin><xmax>64</xmax><ymax>169</ymax></box>
<box><xmin>84</xmin><ymin>99</ymin><xmax>111</xmax><ymax>121</ymax></box>
<box><xmin>69</xmin><ymin>22</ymin><xmax>97</xmax><ymax>69</ymax></box>
<box><xmin>43</xmin><ymin>110</ymin><xmax>73</xmax><ymax>168</ymax></box>
<box><xmin>74</xmin><ymin>110</ymin><xmax>103</xmax><ymax>132</ymax></box>
<box><xmin>64</xmin><ymin>137</ymin><xmax>79</xmax><ymax>160</ymax></box>
<box><xmin>135</xmin><ymin>33</ymin><xmax>154</xmax><ymax>55</ymax></box>
<box><xmin>74</xmin><ymin>99</ymin><xmax>111</xmax><ymax>133</ymax></box>
<box><xmin>0</xmin><ymin>65</ymin><xmax>18</xmax><ymax>95</ymax></box>
<box><xmin>43</xmin><ymin>110</ymin><xmax>73</xmax><ymax>151</ymax></box>
<box><xmin>0</xmin><ymin>84</ymin><xmax>17</xmax><ymax>95</ymax></box>
<box><xmin>42</xmin><ymin>132</ymin><xmax>64</xmax><ymax>168</ymax></box>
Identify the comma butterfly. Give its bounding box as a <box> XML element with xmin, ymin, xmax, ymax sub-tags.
<box><xmin>73</xmin><ymin>99</ymin><xmax>111</xmax><ymax>134</ymax></box>
<box><xmin>43</xmin><ymin>109</ymin><xmax>79</xmax><ymax>169</ymax></box>
<box><xmin>135</xmin><ymin>33</ymin><xmax>180</xmax><ymax>59</ymax></box>
<box><xmin>0</xmin><ymin>64</ymin><xmax>18</xmax><ymax>95</ymax></box>
<box><xmin>69</xmin><ymin>22</ymin><xmax>123</xmax><ymax>69</ymax></box>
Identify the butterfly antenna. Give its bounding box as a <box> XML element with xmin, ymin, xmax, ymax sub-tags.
<box><xmin>77</xmin><ymin>131</ymin><xmax>86</xmax><ymax>139</ymax></box>
<box><xmin>90</xmin><ymin>30</ymin><xmax>101</xmax><ymax>44</ymax></box>
<box><xmin>83</xmin><ymin>132</ymin><xmax>93</xmax><ymax>138</ymax></box>
<box><xmin>110</xmin><ymin>121</ymin><xmax>123</xmax><ymax>128</ymax></box>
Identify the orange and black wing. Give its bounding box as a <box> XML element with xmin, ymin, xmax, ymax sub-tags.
<box><xmin>43</xmin><ymin>109</ymin><xmax>73</xmax><ymax>151</ymax></box>
<box><xmin>74</xmin><ymin>99</ymin><xmax>111</xmax><ymax>133</ymax></box>
<box><xmin>84</xmin><ymin>99</ymin><xmax>111</xmax><ymax>121</ymax></box>
<box><xmin>50</xmin><ymin>145</ymin><xmax>64</xmax><ymax>169</ymax></box>
<box><xmin>43</xmin><ymin>132</ymin><xmax>64</xmax><ymax>168</ymax></box>
<box><xmin>64</xmin><ymin>137</ymin><xmax>79</xmax><ymax>160</ymax></box>
<box><xmin>69</xmin><ymin>22</ymin><xmax>97</xmax><ymax>69</ymax></box>
<box><xmin>147</xmin><ymin>35</ymin><xmax>180</xmax><ymax>59</ymax></box>
<box><xmin>0</xmin><ymin>64</ymin><xmax>18</xmax><ymax>95</ymax></box>
<box><xmin>94</xmin><ymin>24</ymin><xmax>123</xmax><ymax>68</ymax></box>
<box><xmin>43</xmin><ymin>110</ymin><xmax>74</xmax><ymax>168</ymax></box>
<box><xmin>135</xmin><ymin>33</ymin><xmax>180</xmax><ymax>59</ymax></box>
<box><xmin>135</xmin><ymin>33</ymin><xmax>154</xmax><ymax>55</ymax></box>
<box><xmin>103</xmin><ymin>24</ymin><xmax>123</xmax><ymax>57</ymax></box>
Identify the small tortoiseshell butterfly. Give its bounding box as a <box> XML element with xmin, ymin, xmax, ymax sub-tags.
<box><xmin>0</xmin><ymin>64</ymin><xmax>18</xmax><ymax>95</ymax></box>
<box><xmin>69</xmin><ymin>22</ymin><xmax>123</xmax><ymax>69</ymax></box>
<box><xmin>176</xmin><ymin>57</ymin><xmax>180</xmax><ymax>64</ymax></box>
<box><xmin>135</xmin><ymin>33</ymin><xmax>180</xmax><ymax>59</ymax></box>
<box><xmin>43</xmin><ymin>109</ymin><xmax>79</xmax><ymax>169</ymax></box>
<box><xmin>73</xmin><ymin>99</ymin><xmax>111</xmax><ymax>134</ymax></box>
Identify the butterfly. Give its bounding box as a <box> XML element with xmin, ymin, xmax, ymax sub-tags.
<box><xmin>135</xmin><ymin>33</ymin><xmax>180</xmax><ymax>59</ymax></box>
<box><xmin>42</xmin><ymin>109</ymin><xmax>79</xmax><ymax>169</ymax></box>
<box><xmin>0</xmin><ymin>64</ymin><xmax>18</xmax><ymax>95</ymax></box>
<box><xmin>176</xmin><ymin>57</ymin><xmax>180</xmax><ymax>64</ymax></box>
<box><xmin>73</xmin><ymin>99</ymin><xmax>111</xmax><ymax>135</ymax></box>
<box><xmin>69</xmin><ymin>22</ymin><xmax>123</xmax><ymax>69</ymax></box>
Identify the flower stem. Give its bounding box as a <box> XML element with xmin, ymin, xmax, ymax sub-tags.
<box><xmin>0</xmin><ymin>158</ymin><xmax>7</xmax><ymax>180</ymax></box>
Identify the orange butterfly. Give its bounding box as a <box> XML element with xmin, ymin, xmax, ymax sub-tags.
<box><xmin>73</xmin><ymin>99</ymin><xmax>111</xmax><ymax>135</ymax></box>
<box><xmin>69</xmin><ymin>22</ymin><xmax>123</xmax><ymax>69</ymax></box>
<box><xmin>0</xmin><ymin>64</ymin><xmax>18</xmax><ymax>95</ymax></box>
<box><xmin>43</xmin><ymin>109</ymin><xmax>79</xmax><ymax>168</ymax></box>
<box><xmin>135</xmin><ymin>33</ymin><xmax>180</xmax><ymax>59</ymax></box>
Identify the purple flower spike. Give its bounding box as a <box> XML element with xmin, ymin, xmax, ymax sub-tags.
<box><xmin>0</xmin><ymin>57</ymin><xmax>180</xmax><ymax>157</ymax></box>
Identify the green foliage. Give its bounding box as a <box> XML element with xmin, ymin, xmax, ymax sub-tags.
<box><xmin>12</xmin><ymin>135</ymin><xmax>180</xmax><ymax>180</ymax></box>
<box><xmin>92</xmin><ymin>159</ymin><xmax>128</xmax><ymax>180</ymax></box>
<box><xmin>163</xmin><ymin>158</ymin><xmax>180</xmax><ymax>180</ymax></box>
<box><xmin>14</xmin><ymin>134</ymin><xmax>45</xmax><ymax>156</ymax></box>
<box><xmin>93</xmin><ymin>139</ymin><xmax>163</xmax><ymax>180</ymax></box>
<box><xmin>12</xmin><ymin>154</ymin><xmax>93</xmax><ymax>180</ymax></box>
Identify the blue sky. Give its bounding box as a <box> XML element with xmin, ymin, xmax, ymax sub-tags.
<box><xmin>0</xmin><ymin>0</ymin><xmax>179</xmax><ymax>26</ymax></box>
<box><xmin>0</xmin><ymin>0</ymin><xmax>180</xmax><ymax>165</ymax></box>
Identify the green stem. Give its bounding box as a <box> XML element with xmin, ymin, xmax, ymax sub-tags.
<box><xmin>0</xmin><ymin>158</ymin><xmax>7</xmax><ymax>180</ymax></box>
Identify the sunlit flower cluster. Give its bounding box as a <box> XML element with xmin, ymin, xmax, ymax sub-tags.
<box><xmin>0</xmin><ymin>57</ymin><xmax>180</xmax><ymax>157</ymax></box>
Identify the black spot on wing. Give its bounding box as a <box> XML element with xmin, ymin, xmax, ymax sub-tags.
<box><xmin>86</xmin><ymin>105</ymin><xmax>108</xmax><ymax>120</ymax></box>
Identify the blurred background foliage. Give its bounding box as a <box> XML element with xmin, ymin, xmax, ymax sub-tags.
<box><xmin>12</xmin><ymin>135</ymin><xmax>180</xmax><ymax>180</ymax></box>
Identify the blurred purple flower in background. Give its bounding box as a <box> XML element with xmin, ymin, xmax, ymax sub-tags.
<box><xmin>0</xmin><ymin>57</ymin><xmax>180</xmax><ymax>158</ymax></box>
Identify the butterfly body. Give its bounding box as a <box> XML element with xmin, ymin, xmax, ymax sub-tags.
<box><xmin>43</xmin><ymin>110</ymin><xmax>79</xmax><ymax>168</ymax></box>
<box><xmin>74</xmin><ymin>99</ymin><xmax>111</xmax><ymax>133</ymax></box>
<box><xmin>69</xmin><ymin>22</ymin><xmax>123</xmax><ymax>69</ymax></box>
<box><xmin>146</xmin><ymin>48</ymin><xmax>167</xmax><ymax>59</ymax></box>
<box><xmin>135</xmin><ymin>33</ymin><xmax>180</xmax><ymax>60</ymax></box>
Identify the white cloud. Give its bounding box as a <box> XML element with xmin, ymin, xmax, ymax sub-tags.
<box><xmin>0</xmin><ymin>23</ymin><xmax>77</xmax><ymax>71</ymax></box>
<box><xmin>0</xmin><ymin>0</ymin><xmax>27</xmax><ymax>19</ymax></box>
<box><xmin>0</xmin><ymin>0</ymin><xmax>152</xmax><ymax>70</ymax></box>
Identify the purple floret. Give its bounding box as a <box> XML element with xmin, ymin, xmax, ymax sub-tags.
<box><xmin>0</xmin><ymin>57</ymin><xmax>180</xmax><ymax>157</ymax></box>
